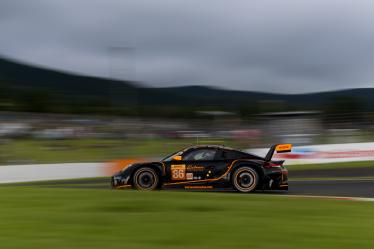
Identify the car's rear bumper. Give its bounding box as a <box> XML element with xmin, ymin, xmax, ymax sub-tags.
<box><xmin>263</xmin><ymin>180</ymin><xmax>288</xmax><ymax>190</ymax></box>
<box><xmin>277</xmin><ymin>183</ymin><xmax>288</xmax><ymax>190</ymax></box>
<box><xmin>279</xmin><ymin>167</ymin><xmax>288</xmax><ymax>190</ymax></box>
<box><xmin>263</xmin><ymin>167</ymin><xmax>288</xmax><ymax>190</ymax></box>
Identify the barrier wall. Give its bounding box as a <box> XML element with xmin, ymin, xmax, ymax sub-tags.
<box><xmin>1</xmin><ymin>142</ymin><xmax>374</xmax><ymax>184</ymax></box>
<box><xmin>0</xmin><ymin>163</ymin><xmax>103</xmax><ymax>183</ymax></box>
<box><xmin>247</xmin><ymin>142</ymin><xmax>374</xmax><ymax>165</ymax></box>
<box><xmin>0</xmin><ymin>158</ymin><xmax>148</xmax><ymax>184</ymax></box>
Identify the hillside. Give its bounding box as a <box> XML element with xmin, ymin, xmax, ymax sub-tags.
<box><xmin>0</xmin><ymin>56</ymin><xmax>372</xmax><ymax>115</ymax></box>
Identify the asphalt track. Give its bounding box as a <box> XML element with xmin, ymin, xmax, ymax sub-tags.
<box><xmin>7</xmin><ymin>177</ymin><xmax>374</xmax><ymax>198</ymax></box>
<box><xmin>291</xmin><ymin>166</ymin><xmax>374</xmax><ymax>178</ymax></box>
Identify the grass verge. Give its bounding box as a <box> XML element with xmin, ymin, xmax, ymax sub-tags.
<box><xmin>0</xmin><ymin>138</ymin><xmax>243</xmax><ymax>164</ymax></box>
<box><xmin>0</xmin><ymin>187</ymin><xmax>373</xmax><ymax>248</ymax></box>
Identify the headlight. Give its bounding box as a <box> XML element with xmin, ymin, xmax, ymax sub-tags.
<box><xmin>121</xmin><ymin>163</ymin><xmax>133</xmax><ymax>172</ymax></box>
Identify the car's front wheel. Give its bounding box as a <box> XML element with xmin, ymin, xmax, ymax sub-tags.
<box><xmin>232</xmin><ymin>166</ymin><xmax>259</xmax><ymax>193</ymax></box>
<box><xmin>133</xmin><ymin>167</ymin><xmax>159</xmax><ymax>190</ymax></box>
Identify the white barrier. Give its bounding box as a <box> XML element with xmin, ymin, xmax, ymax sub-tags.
<box><xmin>0</xmin><ymin>163</ymin><xmax>104</xmax><ymax>183</ymax></box>
<box><xmin>247</xmin><ymin>142</ymin><xmax>374</xmax><ymax>165</ymax></box>
<box><xmin>1</xmin><ymin>142</ymin><xmax>374</xmax><ymax>184</ymax></box>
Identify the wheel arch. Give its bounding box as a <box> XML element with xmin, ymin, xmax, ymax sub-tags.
<box><xmin>230</xmin><ymin>160</ymin><xmax>265</xmax><ymax>184</ymax></box>
<box><xmin>130</xmin><ymin>163</ymin><xmax>163</xmax><ymax>185</ymax></box>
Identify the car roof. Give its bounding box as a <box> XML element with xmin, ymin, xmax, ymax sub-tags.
<box><xmin>183</xmin><ymin>145</ymin><xmax>264</xmax><ymax>159</ymax></box>
<box><xmin>185</xmin><ymin>144</ymin><xmax>240</xmax><ymax>151</ymax></box>
<box><xmin>160</xmin><ymin>144</ymin><xmax>264</xmax><ymax>161</ymax></box>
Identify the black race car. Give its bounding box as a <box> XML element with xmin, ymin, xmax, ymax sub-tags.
<box><xmin>111</xmin><ymin>144</ymin><xmax>291</xmax><ymax>192</ymax></box>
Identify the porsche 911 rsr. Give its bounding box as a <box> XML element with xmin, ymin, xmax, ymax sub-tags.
<box><xmin>111</xmin><ymin>144</ymin><xmax>291</xmax><ymax>193</ymax></box>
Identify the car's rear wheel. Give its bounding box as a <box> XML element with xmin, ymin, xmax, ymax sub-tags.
<box><xmin>133</xmin><ymin>167</ymin><xmax>159</xmax><ymax>190</ymax></box>
<box><xmin>232</xmin><ymin>166</ymin><xmax>259</xmax><ymax>193</ymax></box>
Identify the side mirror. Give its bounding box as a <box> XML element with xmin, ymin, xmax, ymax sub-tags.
<box><xmin>172</xmin><ymin>155</ymin><xmax>182</xmax><ymax>161</ymax></box>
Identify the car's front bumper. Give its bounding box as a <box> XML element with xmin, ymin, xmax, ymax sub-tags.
<box><xmin>111</xmin><ymin>174</ymin><xmax>131</xmax><ymax>189</ymax></box>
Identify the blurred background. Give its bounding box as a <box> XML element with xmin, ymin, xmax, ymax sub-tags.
<box><xmin>0</xmin><ymin>0</ymin><xmax>374</xmax><ymax>165</ymax></box>
<box><xmin>0</xmin><ymin>57</ymin><xmax>373</xmax><ymax>164</ymax></box>
<box><xmin>3</xmin><ymin>1</ymin><xmax>374</xmax><ymax>249</ymax></box>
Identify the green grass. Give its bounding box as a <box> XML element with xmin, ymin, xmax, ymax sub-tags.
<box><xmin>0</xmin><ymin>187</ymin><xmax>374</xmax><ymax>248</ymax></box>
<box><xmin>0</xmin><ymin>138</ymin><xmax>243</xmax><ymax>164</ymax></box>
<box><xmin>0</xmin><ymin>138</ymin><xmax>170</xmax><ymax>164</ymax></box>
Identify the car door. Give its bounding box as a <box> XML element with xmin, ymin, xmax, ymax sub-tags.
<box><xmin>209</xmin><ymin>149</ymin><xmax>233</xmax><ymax>178</ymax></box>
<box><xmin>182</xmin><ymin>148</ymin><xmax>229</xmax><ymax>181</ymax></box>
<box><xmin>163</xmin><ymin>148</ymin><xmax>216</xmax><ymax>182</ymax></box>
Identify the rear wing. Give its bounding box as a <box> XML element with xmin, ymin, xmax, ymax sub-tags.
<box><xmin>265</xmin><ymin>144</ymin><xmax>292</xmax><ymax>162</ymax></box>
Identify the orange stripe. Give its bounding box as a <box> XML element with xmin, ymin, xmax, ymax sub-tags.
<box><xmin>160</xmin><ymin>162</ymin><xmax>166</xmax><ymax>176</ymax></box>
<box><xmin>115</xmin><ymin>184</ymin><xmax>132</xmax><ymax>189</ymax></box>
<box><xmin>164</xmin><ymin>159</ymin><xmax>242</xmax><ymax>186</ymax></box>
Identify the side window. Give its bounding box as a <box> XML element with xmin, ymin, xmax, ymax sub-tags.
<box><xmin>220</xmin><ymin>150</ymin><xmax>247</xmax><ymax>160</ymax></box>
<box><xmin>183</xmin><ymin>149</ymin><xmax>217</xmax><ymax>161</ymax></box>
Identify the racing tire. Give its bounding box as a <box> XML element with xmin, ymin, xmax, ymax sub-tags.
<box><xmin>133</xmin><ymin>167</ymin><xmax>160</xmax><ymax>190</ymax></box>
<box><xmin>232</xmin><ymin>166</ymin><xmax>259</xmax><ymax>193</ymax></box>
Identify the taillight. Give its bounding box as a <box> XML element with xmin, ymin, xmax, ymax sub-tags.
<box><xmin>263</xmin><ymin>162</ymin><xmax>282</xmax><ymax>168</ymax></box>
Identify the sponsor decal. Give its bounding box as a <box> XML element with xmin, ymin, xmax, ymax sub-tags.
<box><xmin>275</xmin><ymin>144</ymin><xmax>292</xmax><ymax>153</ymax></box>
<box><xmin>185</xmin><ymin>186</ymin><xmax>213</xmax><ymax>189</ymax></box>
<box><xmin>186</xmin><ymin>172</ymin><xmax>193</xmax><ymax>180</ymax></box>
<box><xmin>186</xmin><ymin>165</ymin><xmax>205</xmax><ymax>171</ymax></box>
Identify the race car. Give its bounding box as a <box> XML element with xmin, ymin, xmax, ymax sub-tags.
<box><xmin>111</xmin><ymin>144</ymin><xmax>291</xmax><ymax>192</ymax></box>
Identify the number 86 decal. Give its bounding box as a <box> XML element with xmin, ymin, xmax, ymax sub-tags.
<box><xmin>171</xmin><ymin>165</ymin><xmax>186</xmax><ymax>180</ymax></box>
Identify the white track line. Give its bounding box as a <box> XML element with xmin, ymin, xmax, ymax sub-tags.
<box><xmin>291</xmin><ymin>178</ymin><xmax>374</xmax><ymax>182</ymax></box>
<box><xmin>278</xmin><ymin>194</ymin><xmax>374</xmax><ymax>202</ymax></box>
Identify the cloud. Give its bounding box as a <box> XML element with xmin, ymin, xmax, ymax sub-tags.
<box><xmin>1</xmin><ymin>0</ymin><xmax>374</xmax><ymax>93</ymax></box>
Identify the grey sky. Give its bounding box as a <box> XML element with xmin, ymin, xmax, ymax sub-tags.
<box><xmin>1</xmin><ymin>0</ymin><xmax>374</xmax><ymax>93</ymax></box>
